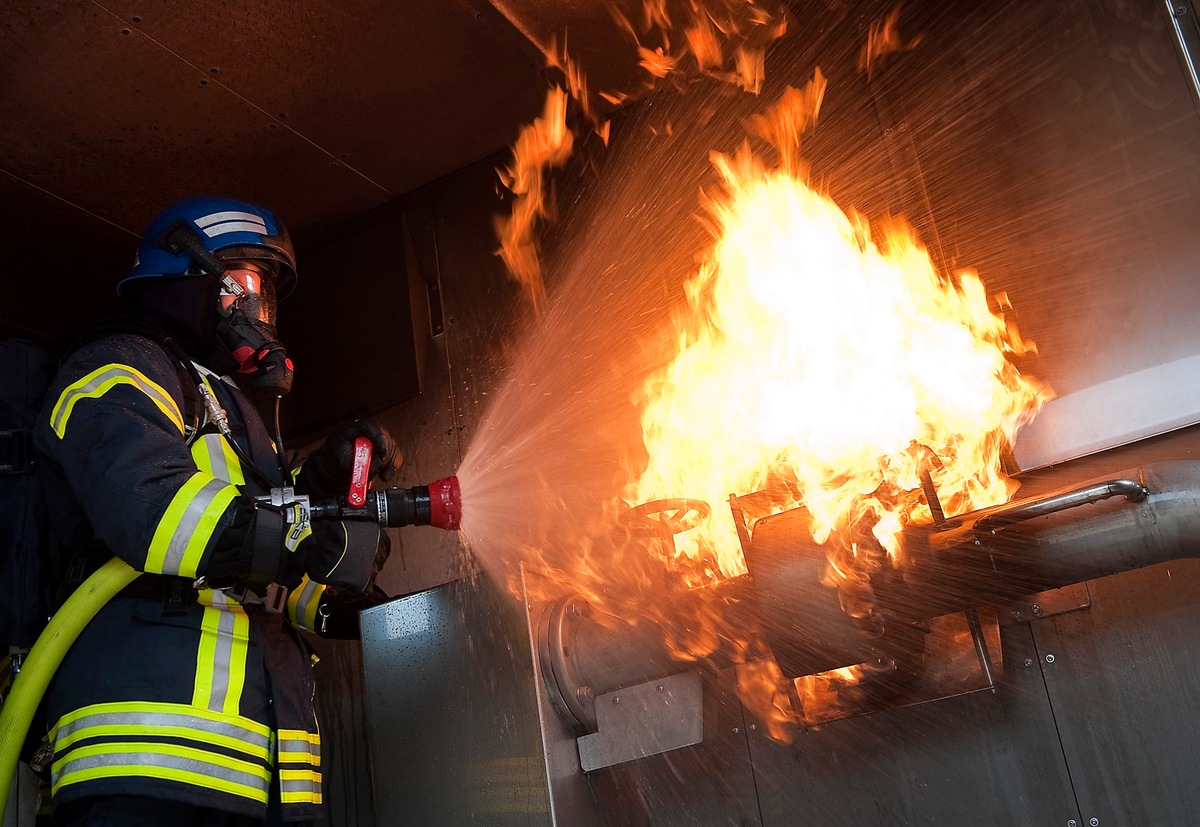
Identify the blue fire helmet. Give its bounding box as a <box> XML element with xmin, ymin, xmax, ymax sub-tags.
<box><xmin>118</xmin><ymin>196</ymin><xmax>297</xmax><ymax>298</ymax></box>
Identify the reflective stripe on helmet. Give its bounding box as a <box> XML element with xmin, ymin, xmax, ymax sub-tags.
<box><xmin>121</xmin><ymin>196</ymin><xmax>296</xmax><ymax>297</ymax></box>
<box><xmin>194</xmin><ymin>210</ymin><xmax>269</xmax><ymax>234</ymax></box>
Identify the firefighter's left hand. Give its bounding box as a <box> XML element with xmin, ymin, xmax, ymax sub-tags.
<box><xmin>296</xmin><ymin>419</ymin><xmax>402</xmax><ymax>498</ymax></box>
<box><xmin>298</xmin><ymin>519</ymin><xmax>388</xmax><ymax>593</ymax></box>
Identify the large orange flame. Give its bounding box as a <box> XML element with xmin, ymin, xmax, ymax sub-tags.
<box><xmin>624</xmin><ymin>78</ymin><xmax>1050</xmax><ymax>584</ymax></box>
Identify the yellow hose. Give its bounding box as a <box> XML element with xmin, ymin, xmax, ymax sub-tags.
<box><xmin>0</xmin><ymin>558</ymin><xmax>139</xmax><ymax>817</ymax></box>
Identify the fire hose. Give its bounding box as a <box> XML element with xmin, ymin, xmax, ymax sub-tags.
<box><xmin>0</xmin><ymin>443</ymin><xmax>461</xmax><ymax>816</ymax></box>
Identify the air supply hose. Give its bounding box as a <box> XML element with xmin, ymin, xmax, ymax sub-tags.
<box><xmin>0</xmin><ymin>558</ymin><xmax>139</xmax><ymax>817</ymax></box>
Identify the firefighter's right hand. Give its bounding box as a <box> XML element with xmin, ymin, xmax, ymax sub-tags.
<box><xmin>297</xmin><ymin>519</ymin><xmax>385</xmax><ymax>593</ymax></box>
<box><xmin>295</xmin><ymin>420</ymin><xmax>402</xmax><ymax>498</ymax></box>
<box><xmin>205</xmin><ymin>498</ymin><xmax>307</xmax><ymax>590</ymax></box>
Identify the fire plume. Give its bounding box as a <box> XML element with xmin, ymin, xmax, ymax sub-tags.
<box><xmin>859</xmin><ymin>6</ymin><xmax>923</xmax><ymax>76</ymax></box>
<box><xmin>495</xmin><ymin>86</ymin><xmax>575</xmax><ymax>316</ymax></box>
<box><xmin>624</xmin><ymin>78</ymin><xmax>1049</xmax><ymax>585</ymax></box>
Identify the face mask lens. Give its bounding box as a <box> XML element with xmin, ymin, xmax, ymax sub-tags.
<box><xmin>219</xmin><ymin>265</ymin><xmax>277</xmax><ymax>325</ymax></box>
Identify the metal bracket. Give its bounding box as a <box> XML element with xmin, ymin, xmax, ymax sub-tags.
<box><xmin>577</xmin><ymin>672</ymin><xmax>704</xmax><ymax>772</ymax></box>
<box><xmin>1001</xmin><ymin>583</ymin><xmax>1092</xmax><ymax>624</ymax></box>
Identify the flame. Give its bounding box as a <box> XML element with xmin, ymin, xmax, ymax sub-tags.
<box><xmin>737</xmin><ymin>660</ymin><xmax>796</xmax><ymax>743</ymax></box>
<box><xmin>624</xmin><ymin>78</ymin><xmax>1050</xmax><ymax>584</ymax></box>
<box><xmin>685</xmin><ymin>13</ymin><xmax>724</xmax><ymax>71</ymax></box>
<box><xmin>859</xmin><ymin>6</ymin><xmax>923</xmax><ymax>76</ymax></box>
<box><xmin>495</xmin><ymin>87</ymin><xmax>575</xmax><ymax>316</ymax></box>
<box><xmin>638</xmin><ymin>44</ymin><xmax>679</xmax><ymax>78</ymax></box>
<box><xmin>495</xmin><ymin>1</ymin><xmax>788</xmax><ymax>314</ymax></box>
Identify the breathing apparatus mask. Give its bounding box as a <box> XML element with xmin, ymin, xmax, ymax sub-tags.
<box><xmin>215</xmin><ymin>262</ymin><xmax>294</xmax><ymax>397</ymax></box>
<box><xmin>147</xmin><ymin>218</ymin><xmax>295</xmax><ymax>398</ymax></box>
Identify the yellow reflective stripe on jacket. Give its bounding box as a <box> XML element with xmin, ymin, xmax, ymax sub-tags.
<box><xmin>50</xmin><ymin>363</ymin><xmax>184</xmax><ymax>439</ymax></box>
<box><xmin>191</xmin><ymin>433</ymin><xmax>247</xmax><ymax>486</ymax></box>
<box><xmin>146</xmin><ymin>473</ymin><xmax>238</xmax><ymax>577</ymax></box>
<box><xmin>286</xmin><ymin>577</ymin><xmax>326</xmax><ymax>633</ymax></box>
<box><xmin>277</xmin><ymin>729</ymin><xmax>322</xmax><ymax>805</ymax></box>
<box><xmin>52</xmin><ymin>701</ymin><xmax>271</xmax><ymax>762</ymax></box>
<box><xmin>193</xmin><ymin>591</ymin><xmax>250</xmax><ymax>716</ymax></box>
<box><xmin>277</xmin><ymin>730</ymin><xmax>321</xmax><ymax>766</ymax></box>
<box><xmin>51</xmin><ymin>741</ymin><xmax>271</xmax><ymax>804</ymax></box>
<box><xmin>279</xmin><ymin>769</ymin><xmax>323</xmax><ymax>805</ymax></box>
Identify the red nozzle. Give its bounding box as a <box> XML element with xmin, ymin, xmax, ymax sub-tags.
<box><xmin>427</xmin><ymin>475</ymin><xmax>462</xmax><ymax>531</ymax></box>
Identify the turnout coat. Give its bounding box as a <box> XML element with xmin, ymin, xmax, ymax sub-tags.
<box><xmin>34</xmin><ymin>332</ymin><xmax>330</xmax><ymax>822</ymax></box>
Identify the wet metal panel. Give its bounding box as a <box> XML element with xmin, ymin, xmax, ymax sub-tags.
<box><xmin>858</xmin><ymin>0</ymin><xmax>1200</xmax><ymax>469</ymax></box>
<box><xmin>361</xmin><ymin>578</ymin><xmax>552</xmax><ymax>826</ymax></box>
<box><xmin>577</xmin><ymin>672</ymin><xmax>704</xmax><ymax>772</ymax></box>
<box><xmin>746</xmin><ymin>626</ymin><xmax>1080</xmax><ymax>826</ymax></box>
<box><xmin>1031</xmin><ymin>561</ymin><xmax>1200</xmax><ymax>826</ymax></box>
<box><xmin>592</xmin><ymin>668</ymin><xmax>765</xmax><ymax>827</ymax></box>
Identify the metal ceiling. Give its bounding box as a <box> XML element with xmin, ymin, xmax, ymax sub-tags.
<box><xmin>1</xmin><ymin>0</ymin><xmax>638</xmax><ymax>340</ymax></box>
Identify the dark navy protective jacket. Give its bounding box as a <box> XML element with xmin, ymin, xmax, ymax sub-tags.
<box><xmin>34</xmin><ymin>332</ymin><xmax>331</xmax><ymax>821</ymax></box>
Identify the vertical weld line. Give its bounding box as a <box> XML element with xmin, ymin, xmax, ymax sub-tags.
<box><xmin>1029</xmin><ymin>628</ymin><xmax>1085</xmax><ymax>823</ymax></box>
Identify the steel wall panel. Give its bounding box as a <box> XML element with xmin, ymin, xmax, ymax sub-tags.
<box><xmin>746</xmin><ymin>627</ymin><xmax>1080</xmax><ymax>826</ymax></box>
<box><xmin>1031</xmin><ymin>561</ymin><xmax>1200</xmax><ymax>826</ymax></box>
<box><xmin>361</xmin><ymin>577</ymin><xmax>553</xmax><ymax>826</ymax></box>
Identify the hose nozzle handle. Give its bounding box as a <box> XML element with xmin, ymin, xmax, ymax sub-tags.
<box><xmin>309</xmin><ymin>476</ymin><xmax>461</xmax><ymax>531</ymax></box>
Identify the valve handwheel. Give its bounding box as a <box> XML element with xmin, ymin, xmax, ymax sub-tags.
<box><xmin>621</xmin><ymin>498</ymin><xmax>712</xmax><ymax>536</ymax></box>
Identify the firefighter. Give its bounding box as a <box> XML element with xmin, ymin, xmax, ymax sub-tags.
<box><xmin>32</xmin><ymin>196</ymin><xmax>398</xmax><ymax>826</ymax></box>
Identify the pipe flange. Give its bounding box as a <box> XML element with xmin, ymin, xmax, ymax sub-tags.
<box><xmin>536</xmin><ymin>596</ymin><xmax>596</xmax><ymax>732</ymax></box>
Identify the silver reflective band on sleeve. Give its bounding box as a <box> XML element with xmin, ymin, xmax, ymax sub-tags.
<box><xmin>147</xmin><ymin>474</ymin><xmax>238</xmax><ymax>577</ymax></box>
<box><xmin>279</xmin><ymin>768</ymin><xmax>322</xmax><ymax>805</ymax></box>
<box><xmin>50</xmin><ymin>363</ymin><xmax>184</xmax><ymax>438</ymax></box>
<box><xmin>277</xmin><ymin>735</ymin><xmax>321</xmax><ymax>766</ymax></box>
<box><xmin>192</xmin><ymin>433</ymin><xmax>244</xmax><ymax>485</ymax></box>
<box><xmin>277</xmin><ymin>729</ymin><xmax>322</xmax><ymax>805</ymax></box>
<box><xmin>286</xmin><ymin>578</ymin><xmax>324</xmax><ymax>632</ymax></box>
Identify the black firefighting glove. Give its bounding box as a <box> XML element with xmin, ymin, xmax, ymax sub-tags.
<box><xmin>298</xmin><ymin>518</ymin><xmax>388</xmax><ymax>593</ymax></box>
<box><xmin>294</xmin><ymin>419</ymin><xmax>402</xmax><ymax>499</ymax></box>
<box><xmin>205</xmin><ymin>497</ymin><xmax>306</xmax><ymax>591</ymax></box>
